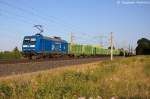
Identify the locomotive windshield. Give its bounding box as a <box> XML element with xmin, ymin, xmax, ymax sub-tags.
<box><xmin>23</xmin><ymin>37</ymin><xmax>36</xmax><ymax>45</ymax></box>
<box><xmin>30</xmin><ymin>38</ymin><xmax>36</xmax><ymax>45</ymax></box>
<box><xmin>23</xmin><ymin>38</ymin><xmax>30</xmax><ymax>44</ymax></box>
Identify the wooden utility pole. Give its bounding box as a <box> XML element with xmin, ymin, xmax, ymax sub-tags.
<box><xmin>128</xmin><ymin>44</ymin><xmax>130</xmax><ymax>55</ymax></box>
<box><xmin>121</xmin><ymin>40</ymin><xmax>126</xmax><ymax>57</ymax></box>
<box><xmin>70</xmin><ymin>32</ymin><xmax>73</xmax><ymax>45</ymax></box>
<box><xmin>99</xmin><ymin>35</ymin><xmax>104</xmax><ymax>47</ymax></box>
<box><xmin>110</xmin><ymin>32</ymin><xmax>113</xmax><ymax>61</ymax></box>
<box><xmin>131</xmin><ymin>45</ymin><xmax>133</xmax><ymax>55</ymax></box>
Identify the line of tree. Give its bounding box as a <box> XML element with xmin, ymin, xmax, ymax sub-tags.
<box><xmin>136</xmin><ymin>38</ymin><xmax>150</xmax><ymax>55</ymax></box>
<box><xmin>0</xmin><ymin>47</ymin><xmax>22</xmax><ymax>60</ymax></box>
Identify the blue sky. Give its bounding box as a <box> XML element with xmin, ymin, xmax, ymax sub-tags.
<box><xmin>0</xmin><ymin>0</ymin><xmax>150</xmax><ymax>51</ymax></box>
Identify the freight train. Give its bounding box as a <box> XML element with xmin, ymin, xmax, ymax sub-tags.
<box><xmin>22</xmin><ymin>34</ymin><xmax>121</xmax><ymax>59</ymax></box>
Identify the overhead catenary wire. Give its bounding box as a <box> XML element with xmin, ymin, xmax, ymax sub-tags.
<box><xmin>0</xmin><ymin>9</ymin><xmax>35</xmax><ymax>25</ymax></box>
<box><xmin>0</xmin><ymin>0</ymin><xmax>115</xmax><ymax>48</ymax></box>
<box><xmin>12</xmin><ymin>0</ymin><xmax>84</xmax><ymax>33</ymax></box>
<box><xmin>0</xmin><ymin>6</ymin><xmax>73</xmax><ymax>37</ymax></box>
<box><xmin>0</xmin><ymin>0</ymin><xmax>95</xmax><ymax>38</ymax></box>
<box><xmin>0</xmin><ymin>1</ymin><xmax>74</xmax><ymax>33</ymax></box>
<box><xmin>71</xmin><ymin>33</ymin><xmax>110</xmax><ymax>47</ymax></box>
<box><xmin>0</xmin><ymin>1</ymin><xmax>53</xmax><ymax>23</ymax></box>
<box><xmin>0</xmin><ymin>1</ymin><xmax>85</xmax><ymax>33</ymax></box>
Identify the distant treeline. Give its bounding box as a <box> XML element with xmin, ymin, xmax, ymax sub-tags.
<box><xmin>0</xmin><ymin>47</ymin><xmax>22</xmax><ymax>60</ymax></box>
<box><xmin>136</xmin><ymin>38</ymin><xmax>150</xmax><ymax>55</ymax></box>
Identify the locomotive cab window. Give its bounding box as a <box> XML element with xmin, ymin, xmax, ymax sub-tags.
<box><xmin>30</xmin><ymin>38</ymin><xmax>36</xmax><ymax>45</ymax></box>
<box><xmin>23</xmin><ymin>38</ymin><xmax>30</xmax><ymax>44</ymax></box>
<box><xmin>23</xmin><ymin>38</ymin><xmax>36</xmax><ymax>45</ymax></box>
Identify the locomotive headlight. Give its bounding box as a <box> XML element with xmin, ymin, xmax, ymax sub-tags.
<box><xmin>30</xmin><ymin>45</ymin><xmax>35</xmax><ymax>47</ymax></box>
<box><xmin>23</xmin><ymin>45</ymin><xmax>28</xmax><ymax>47</ymax></box>
<box><xmin>22</xmin><ymin>45</ymin><xmax>35</xmax><ymax>47</ymax></box>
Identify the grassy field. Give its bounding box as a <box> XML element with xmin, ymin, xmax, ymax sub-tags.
<box><xmin>0</xmin><ymin>56</ymin><xmax>150</xmax><ymax>99</ymax></box>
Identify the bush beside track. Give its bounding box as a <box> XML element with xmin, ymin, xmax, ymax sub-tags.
<box><xmin>0</xmin><ymin>50</ymin><xmax>22</xmax><ymax>60</ymax></box>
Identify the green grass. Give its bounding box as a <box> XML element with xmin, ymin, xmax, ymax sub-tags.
<box><xmin>0</xmin><ymin>56</ymin><xmax>150</xmax><ymax>99</ymax></box>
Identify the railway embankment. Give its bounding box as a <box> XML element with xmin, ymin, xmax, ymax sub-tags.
<box><xmin>0</xmin><ymin>57</ymin><xmax>116</xmax><ymax>77</ymax></box>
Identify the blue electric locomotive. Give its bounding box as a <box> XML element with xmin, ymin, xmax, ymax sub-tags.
<box><xmin>22</xmin><ymin>34</ymin><xmax>68</xmax><ymax>59</ymax></box>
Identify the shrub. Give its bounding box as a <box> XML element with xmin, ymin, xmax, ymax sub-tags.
<box><xmin>0</xmin><ymin>83</ymin><xmax>13</xmax><ymax>98</ymax></box>
<box><xmin>143</xmin><ymin>62</ymin><xmax>150</xmax><ymax>77</ymax></box>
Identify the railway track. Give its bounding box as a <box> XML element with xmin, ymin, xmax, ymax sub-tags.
<box><xmin>0</xmin><ymin>57</ymin><xmax>82</xmax><ymax>64</ymax></box>
<box><xmin>0</xmin><ymin>57</ymin><xmax>118</xmax><ymax>77</ymax></box>
<box><xmin>0</xmin><ymin>56</ymin><xmax>109</xmax><ymax>64</ymax></box>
